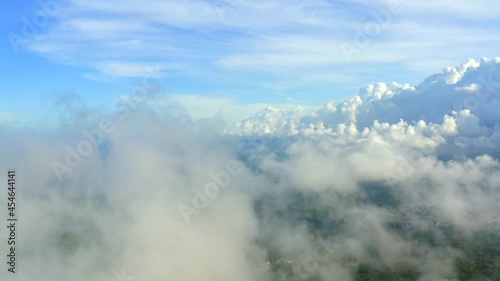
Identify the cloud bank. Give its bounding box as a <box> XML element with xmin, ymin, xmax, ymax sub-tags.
<box><xmin>1</xmin><ymin>58</ymin><xmax>500</xmax><ymax>280</ymax></box>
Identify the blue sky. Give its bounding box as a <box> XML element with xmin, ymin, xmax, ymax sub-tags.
<box><xmin>1</xmin><ymin>0</ymin><xmax>500</xmax><ymax>125</ymax></box>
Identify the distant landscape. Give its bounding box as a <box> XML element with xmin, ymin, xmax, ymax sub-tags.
<box><xmin>1</xmin><ymin>1</ymin><xmax>500</xmax><ymax>280</ymax></box>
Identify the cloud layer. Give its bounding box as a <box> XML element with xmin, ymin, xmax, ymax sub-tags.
<box><xmin>1</xmin><ymin>58</ymin><xmax>500</xmax><ymax>280</ymax></box>
<box><xmin>236</xmin><ymin>58</ymin><xmax>500</xmax><ymax>158</ymax></box>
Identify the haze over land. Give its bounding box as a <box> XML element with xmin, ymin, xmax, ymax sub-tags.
<box><xmin>1</xmin><ymin>58</ymin><xmax>499</xmax><ymax>280</ymax></box>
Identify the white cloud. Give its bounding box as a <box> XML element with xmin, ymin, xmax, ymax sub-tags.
<box><xmin>3</xmin><ymin>44</ymin><xmax>500</xmax><ymax>281</ymax></box>
<box><xmin>235</xmin><ymin>58</ymin><xmax>500</xmax><ymax>136</ymax></box>
<box><xmin>0</xmin><ymin>112</ymin><xmax>39</xmax><ymax>126</ymax></box>
<box><xmin>14</xmin><ymin>0</ymin><xmax>500</xmax><ymax>94</ymax></box>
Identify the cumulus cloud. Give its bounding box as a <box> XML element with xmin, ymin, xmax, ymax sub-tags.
<box><xmin>235</xmin><ymin>58</ymin><xmax>500</xmax><ymax>157</ymax></box>
<box><xmin>1</xmin><ymin>58</ymin><xmax>500</xmax><ymax>280</ymax></box>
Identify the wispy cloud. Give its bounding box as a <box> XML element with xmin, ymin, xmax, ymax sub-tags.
<box><xmin>13</xmin><ymin>0</ymin><xmax>500</xmax><ymax>99</ymax></box>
